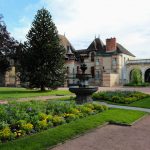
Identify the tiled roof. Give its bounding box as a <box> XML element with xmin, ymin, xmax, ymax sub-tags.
<box><xmin>87</xmin><ymin>38</ymin><xmax>105</xmax><ymax>51</ymax></box>
<box><xmin>59</xmin><ymin>35</ymin><xmax>135</xmax><ymax>57</ymax></box>
<box><xmin>58</xmin><ymin>34</ymin><xmax>75</xmax><ymax>54</ymax></box>
<box><xmin>117</xmin><ymin>43</ymin><xmax>135</xmax><ymax>57</ymax></box>
<box><xmin>75</xmin><ymin>38</ymin><xmax>135</xmax><ymax>57</ymax></box>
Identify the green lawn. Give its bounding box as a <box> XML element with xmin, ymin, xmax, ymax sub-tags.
<box><xmin>129</xmin><ymin>97</ymin><xmax>150</xmax><ymax>108</ymax></box>
<box><xmin>0</xmin><ymin>87</ymin><xmax>73</xmax><ymax>100</ymax></box>
<box><xmin>97</xmin><ymin>97</ymin><xmax>150</xmax><ymax>109</ymax></box>
<box><xmin>0</xmin><ymin>108</ymin><xmax>146</xmax><ymax>150</ymax></box>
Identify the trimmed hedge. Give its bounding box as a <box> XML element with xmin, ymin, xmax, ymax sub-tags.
<box><xmin>124</xmin><ymin>82</ymin><xmax>150</xmax><ymax>87</ymax></box>
<box><xmin>92</xmin><ymin>91</ymin><xmax>149</xmax><ymax>104</ymax></box>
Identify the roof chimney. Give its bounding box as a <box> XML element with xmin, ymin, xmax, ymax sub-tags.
<box><xmin>106</xmin><ymin>37</ymin><xmax>117</xmax><ymax>52</ymax></box>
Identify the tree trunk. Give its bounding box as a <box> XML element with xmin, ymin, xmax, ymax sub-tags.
<box><xmin>41</xmin><ymin>84</ymin><xmax>45</xmax><ymax>91</ymax></box>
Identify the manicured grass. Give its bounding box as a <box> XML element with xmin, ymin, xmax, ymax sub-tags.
<box><xmin>129</xmin><ymin>97</ymin><xmax>150</xmax><ymax>108</ymax></box>
<box><xmin>0</xmin><ymin>108</ymin><xmax>146</xmax><ymax>150</ymax></box>
<box><xmin>0</xmin><ymin>87</ymin><xmax>73</xmax><ymax>100</ymax></box>
<box><xmin>97</xmin><ymin>97</ymin><xmax>150</xmax><ymax>109</ymax></box>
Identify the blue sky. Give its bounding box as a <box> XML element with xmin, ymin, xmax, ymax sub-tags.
<box><xmin>1</xmin><ymin>0</ymin><xmax>150</xmax><ymax>58</ymax></box>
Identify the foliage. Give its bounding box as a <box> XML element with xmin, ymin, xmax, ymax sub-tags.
<box><xmin>92</xmin><ymin>91</ymin><xmax>149</xmax><ymax>104</ymax></box>
<box><xmin>52</xmin><ymin>116</ymin><xmax>65</xmax><ymax>126</ymax></box>
<box><xmin>130</xmin><ymin>68</ymin><xmax>142</xmax><ymax>84</ymax></box>
<box><xmin>18</xmin><ymin>8</ymin><xmax>65</xmax><ymax>91</ymax></box>
<box><xmin>0</xmin><ymin>100</ymin><xmax>108</xmax><ymax>142</ymax></box>
<box><xmin>0</xmin><ymin>109</ymin><xmax>146</xmax><ymax>150</ymax></box>
<box><xmin>129</xmin><ymin>97</ymin><xmax>150</xmax><ymax>108</ymax></box>
<box><xmin>0</xmin><ymin>14</ymin><xmax>20</xmax><ymax>74</ymax></box>
<box><xmin>124</xmin><ymin>82</ymin><xmax>150</xmax><ymax>87</ymax></box>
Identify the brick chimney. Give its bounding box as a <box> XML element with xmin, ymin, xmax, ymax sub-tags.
<box><xmin>106</xmin><ymin>37</ymin><xmax>117</xmax><ymax>52</ymax></box>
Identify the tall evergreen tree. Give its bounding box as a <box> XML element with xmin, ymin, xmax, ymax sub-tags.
<box><xmin>19</xmin><ymin>8</ymin><xmax>65</xmax><ymax>91</ymax></box>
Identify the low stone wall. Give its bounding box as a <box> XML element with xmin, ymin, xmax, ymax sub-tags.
<box><xmin>102</xmin><ymin>73</ymin><xmax>119</xmax><ymax>87</ymax></box>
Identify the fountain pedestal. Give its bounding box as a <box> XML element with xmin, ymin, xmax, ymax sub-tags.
<box><xmin>69</xmin><ymin>57</ymin><xmax>98</xmax><ymax>104</ymax></box>
<box><xmin>69</xmin><ymin>87</ymin><xmax>98</xmax><ymax>104</ymax></box>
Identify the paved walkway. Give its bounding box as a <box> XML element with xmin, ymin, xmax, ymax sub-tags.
<box><xmin>97</xmin><ymin>86</ymin><xmax>150</xmax><ymax>94</ymax></box>
<box><xmin>51</xmin><ymin>115</ymin><xmax>150</xmax><ymax>150</ymax></box>
<box><xmin>0</xmin><ymin>95</ymin><xmax>72</xmax><ymax>104</ymax></box>
<box><xmin>59</xmin><ymin>87</ymin><xmax>150</xmax><ymax>94</ymax></box>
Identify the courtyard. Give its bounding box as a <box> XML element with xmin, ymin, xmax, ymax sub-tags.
<box><xmin>51</xmin><ymin>115</ymin><xmax>150</xmax><ymax>150</ymax></box>
<box><xmin>0</xmin><ymin>87</ymin><xmax>149</xmax><ymax>149</ymax></box>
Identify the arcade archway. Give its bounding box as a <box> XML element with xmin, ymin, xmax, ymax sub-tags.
<box><xmin>145</xmin><ymin>68</ymin><xmax>150</xmax><ymax>83</ymax></box>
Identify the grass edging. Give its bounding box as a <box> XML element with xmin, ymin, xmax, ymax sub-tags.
<box><xmin>0</xmin><ymin>108</ymin><xmax>146</xmax><ymax>150</ymax></box>
<box><xmin>130</xmin><ymin>113</ymin><xmax>149</xmax><ymax>126</ymax></box>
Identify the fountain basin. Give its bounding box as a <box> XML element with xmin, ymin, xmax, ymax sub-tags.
<box><xmin>69</xmin><ymin>86</ymin><xmax>98</xmax><ymax>104</ymax></box>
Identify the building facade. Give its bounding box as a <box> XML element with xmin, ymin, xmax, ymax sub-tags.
<box><xmin>1</xmin><ymin>34</ymin><xmax>150</xmax><ymax>87</ymax></box>
<box><xmin>62</xmin><ymin>35</ymin><xmax>147</xmax><ymax>87</ymax></box>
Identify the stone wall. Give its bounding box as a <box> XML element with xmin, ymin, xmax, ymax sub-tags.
<box><xmin>102</xmin><ymin>73</ymin><xmax>119</xmax><ymax>87</ymax></box>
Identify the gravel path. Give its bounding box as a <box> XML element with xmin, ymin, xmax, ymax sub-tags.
<box><xmin>0</xmin><ymin>95</ymin><xmax>72</xmax><ymax>104</ymax></box>
<box><xmin>51</xmin><ymin>115</ymin><xmax>150</xmax><ymax>150</ymax></box>
<box><xmin>98</xmin><ymin>86</ymin><xmax>150</xmax><ymax>94</ymax></box>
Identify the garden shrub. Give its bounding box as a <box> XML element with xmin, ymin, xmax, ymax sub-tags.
<box><xmin>124</xmin><ymin>82</ymin><xmax>150</xmax><ymax>87</ymax></box>
<box><xmin>63</xmin><ymin>113</ymin><xmax>78</xmax><ymax>123</ymax></box>
<box><xmin>131</xmin><ymin>68</ymin><xmax>142</xmax><ymax>84</ymax></box>
<box><xmin>21</xmin><ymin>123</ymin><xmax>33</xmax><ymax>133</ymax></box>
<box><xmin>52</xmin><ymin>116</ymin><xmax>66</xmax><ymax>126</ymax></box>
<box><xmin>0</xmin><ymin>101</ymin><xmax>108</xmax><ymax>143</ymax></box>
<box><xmin>0</xmin><ymin>127</ymin><xmax>12</xmax><ymax>141</ymax></box>
<box><xmin>93</xmin><ymin>91</ymin><xmax>149</xmax><ymax>104</ymax></box>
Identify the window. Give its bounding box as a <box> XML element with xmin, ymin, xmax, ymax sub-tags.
<box><xmin>124</xmin><ymin>57</ymin><xmax>126</xmax><ymax>64</ymax></box>
<box><xmin>96</xmin><ymin>59</ymin><xmax>99</xmax><ymax>65</ymax></box>
<box><xmin>112</xmin><ymin>58</ymin><xmax>117</xmax><ymax>65</ymax></box>
<box><xmin>91</xmin><ymin>52</ymin><xmax>95</xmax><ymax>62</ymax></box>
<box><xmin>67</xmin><ymin>67</ymin><xmax>69</xmax><ymax>74</ymax></box>
<box><xmin>77</xmin><ymin>66</ymin><xmax>80</xmax><ymax>74</ymax></box>
<box><xmin>91</xmin><ymin>67</ymin><xmax>95</xmax><ymax>78</ymax></box>
<box><xmin>95</xmin><ymin>71</ymin><xmax>100</xmax><ymax>79</ymax></box>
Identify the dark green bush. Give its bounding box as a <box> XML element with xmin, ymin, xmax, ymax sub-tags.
<box><xmin>92</xmin><ymin>91</ymin><xmax>149</xmax><ymax>104</ymax></box>
<box><xmin>124</xmin><ymin>82</ymin><xmax>150</xmax><ymax>87</ymax></box>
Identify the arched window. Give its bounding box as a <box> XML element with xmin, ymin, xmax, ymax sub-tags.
<box><xmin>91</xmin><ymin>52</ymin><xmax>95</xmax><ymax>62</ymax></box>
<box><xmin>145</xmin><ymin>68</ymin><xmax>150</xmax><ymax>83</ymax></box>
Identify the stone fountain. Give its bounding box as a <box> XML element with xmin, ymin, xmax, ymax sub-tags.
<box><xmin>69</xmin><ymin>56</ymin><xmax>98</xmax><ymax>104</ymax></box>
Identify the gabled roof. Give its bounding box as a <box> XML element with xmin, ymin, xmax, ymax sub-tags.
<box><xmin>75</xmin><ymin>38</ymin><xmax>105</xmax><ymax>55</ymax></box>
<box><xmin>58</xmin><ymin>34</ymin><xmax>75</xmax><ymax>54</ymax></box>
<box><xmin>117</xmin><ymin>43</ymin><xmax>135</xmax><ymax>57</ymax></box>
<box><xmin>77</xmin><ymin>38</ymin><xmax>135</xmax><ymax>57</ymax></box>
<box><xmin>60</xmin><ymin>35</ymin><xmax>135</xmax><ymax>58</ymax></box>
<box><xmin>87</xmin><ymin>38</ymin><xmax>105</xmax><ymax>51</ymax></box>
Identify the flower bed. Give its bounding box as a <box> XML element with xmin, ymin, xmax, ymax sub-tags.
<box><xmin>0</xmin><ymin>101</ymin><xmax>108</xmax><ymax>142</ymax></box>
<box><xmin>92</xmin><ymin>91</ymin><xmax>149</xmax><ymax>104</ymax></box>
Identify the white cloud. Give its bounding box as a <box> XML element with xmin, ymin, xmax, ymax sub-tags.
<box><xmin>11</xmin><ymin>0</ymin><xmax>150</xmax><ymax>58</ymax></box>
<box><xmin>11</xmin><ymin>16</ymin><xmax>31</xmax><ymax>42</ymax></box>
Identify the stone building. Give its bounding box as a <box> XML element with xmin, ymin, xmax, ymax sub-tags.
<box><xmin>126</xmin><ymin>59</ymin><xmax>150</xmax><ymax>83</ymax></box>
<box><xmin>63</xmin><ymin>35</ymin><xmax>141</xmax><ymax>86</ymax></box>
<box><xmin>0</xmin><ymin>59</ymin><xmax>19</xmax><ymax>87</ymax></box>
<box><xmin>1</xmin><ymin>34</ymin><xmax>150</xmax><ymax>87</ymax></box>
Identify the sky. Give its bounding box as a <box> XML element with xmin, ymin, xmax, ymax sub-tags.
<box><xmin>0</xmin><ymin>0</ymin><xmax>150</xmax><ymax>58</ymax></box>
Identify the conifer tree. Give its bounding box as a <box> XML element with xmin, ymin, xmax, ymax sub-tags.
<box><xmin>19</xmin><ymin>8</ymin><xmax>65</xmax><ymax>91</ymax></box>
